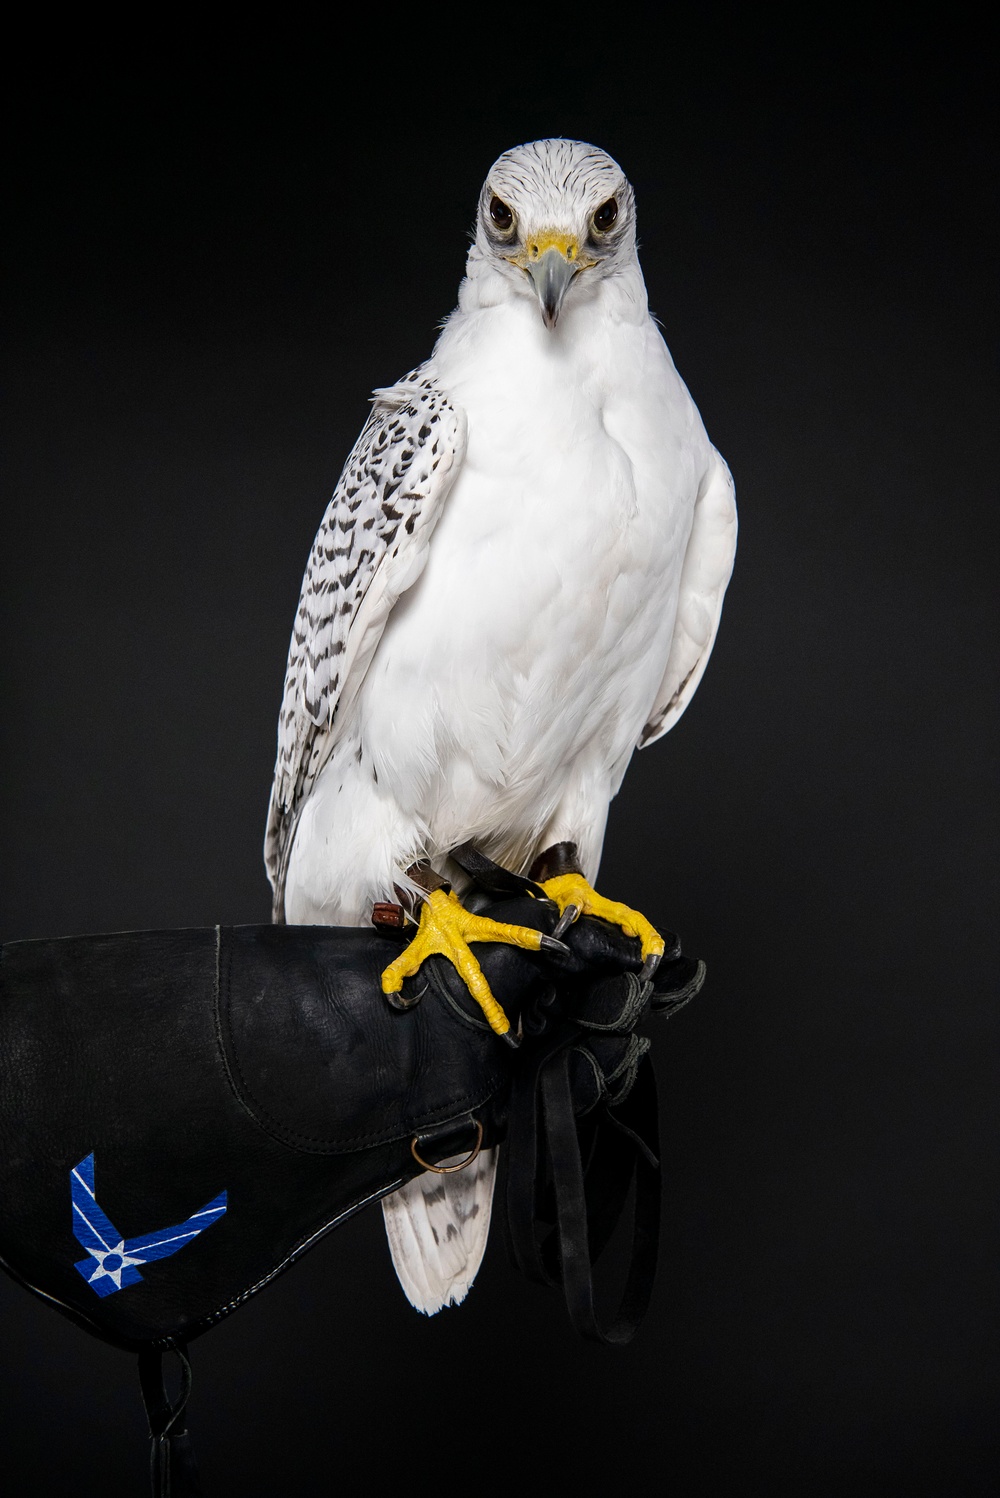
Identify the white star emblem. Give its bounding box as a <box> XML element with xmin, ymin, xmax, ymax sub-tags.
<box><xmin>86</xmin><ymin>1239</ymin><xmax>146</xmax><ymax>1291</ymax></box>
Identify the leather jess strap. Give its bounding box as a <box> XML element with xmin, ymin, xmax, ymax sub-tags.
<box><xmin>503</xmin><ymin>1030</ymin><xmax>662</xmax><ymax>1345</ymax></box>
<box><xmin>138</xmin><ymin>1344</ymin><xmax>201</xmax><ymax>1497</ymax></box>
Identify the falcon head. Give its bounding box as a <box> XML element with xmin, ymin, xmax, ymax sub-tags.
<box><xmin>473</xmin><ymin>139</ymin><xmax>637</xmax><ymax>329</ymax></box>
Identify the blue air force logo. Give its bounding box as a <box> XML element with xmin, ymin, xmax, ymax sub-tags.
<box><xmin>70</xmin><ymin>1154</ymin><xmax>227</xmax><ymax>1297</ymax></box>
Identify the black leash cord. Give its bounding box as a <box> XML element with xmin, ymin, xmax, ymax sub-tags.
<box><xmin>505</xmin><ymin>1039</ymin><xmax>662</xmax><ymax>1345</ymax></box>
<box><xmin>137</xmin><ymin>1343</ymin><xmax>202</xmax><ymax>1497</ymax></box>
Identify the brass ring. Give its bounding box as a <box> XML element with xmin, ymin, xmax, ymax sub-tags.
<box><xmin>410</xmin><ymin>1118</ymin><xmax>484</xmax><ymax>1174</ymax></box>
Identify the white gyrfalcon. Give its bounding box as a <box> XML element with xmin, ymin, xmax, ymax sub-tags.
<box><xmin>265</xmin><ymin>138</ymin><xmax>737</xmax><ymax>1315</ymax></box>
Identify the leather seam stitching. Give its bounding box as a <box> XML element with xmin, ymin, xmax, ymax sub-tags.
<box><xmin>216</xmin><ymin>933</ymin><xmax>503</xmax><ymax>1152</ymax></box>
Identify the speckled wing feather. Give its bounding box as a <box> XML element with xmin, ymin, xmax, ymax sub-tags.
<box><xmin>265</xmin><ymin>367</ymin><xmax>466</xmax><ymax>918</ymax></box>
<box><xmin>640</xmin><ymin>448</ymin><xmax>738</xmax><ymax>747</ymax></box>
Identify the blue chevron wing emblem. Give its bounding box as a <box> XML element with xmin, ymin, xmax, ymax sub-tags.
<box><xmin>71</xmin><ymin>1154</ymin><xmax>227</xmax><ymax>1298</ymax></box>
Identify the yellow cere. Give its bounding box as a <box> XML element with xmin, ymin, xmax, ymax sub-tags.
<box><xmin>505</xmin><ymin>231</ymin><xmax>597</xmax><ymax>270</ymax></box>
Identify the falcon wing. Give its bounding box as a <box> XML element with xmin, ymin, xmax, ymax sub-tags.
<box><xmin>265</xmin><ymin>367</ymin><xmax>466</xmax><ymax>918</ymax></box>
<box><xmin>640</xmin><ymin>448</ymin><xmax>737</xmax><ymax>747</ymax></box>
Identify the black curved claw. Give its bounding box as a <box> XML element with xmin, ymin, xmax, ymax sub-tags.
<box><xmin>639</xmin><ymin>951</ymin><xmax>662</xmax><ymax>983</ymax></box>
<box><xmin>382</xmin><ymin>980</ymin><xmax>423</xmax><ymax>1012</ymax></box>
<box><xmin>552</xmin><ymin>903</ymin><xmax>580</xmax><ymax>941</ymax></box>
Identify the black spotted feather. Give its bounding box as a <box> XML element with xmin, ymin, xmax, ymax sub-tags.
<box><xmin>265</xmin><ymin>366</ymin><xmax>466</xmax><ymax>919</ymax></box>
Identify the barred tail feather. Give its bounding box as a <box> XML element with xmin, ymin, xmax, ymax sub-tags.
<box><xmin>382</xmin><ymin>1148</ymin><xmax>497</xmax><ymax>1314</ymax></box>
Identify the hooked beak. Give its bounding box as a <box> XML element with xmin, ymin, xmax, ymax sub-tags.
<box><xmin>526</xmin><ymin>245</ymin><xmax>579</xmax><ymax>330</ymax></box>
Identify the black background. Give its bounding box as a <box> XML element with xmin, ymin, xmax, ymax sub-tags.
<box><xmin>2</xmin><ymin>13</ymin><xmax>996</xmax><ymax>1496</ymax></box>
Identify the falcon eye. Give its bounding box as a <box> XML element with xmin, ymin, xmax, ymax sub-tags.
<box><xmin>593</xmin><ymin>197</ymin><xmax>619</xmax><ymax>232</ymax></box>
<box><xmin>489</xmin><ymin>195</ymin><xmax>514</xmax><ymax>232</ymax></box>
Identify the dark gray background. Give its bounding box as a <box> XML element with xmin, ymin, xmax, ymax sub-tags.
<box><xmin>2</xmin><ymin>14</ymin><xmax>996</xmax><ymax>1495</ymax></box>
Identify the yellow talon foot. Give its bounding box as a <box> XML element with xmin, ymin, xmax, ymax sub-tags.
<box><xmin>540</xmin><ymin>872</ymin><xmax>666</xmax><ymax>969</ymax></box>
<box><xmin>380</xmin><ymin>887</ymin><xmax>555</xmax><ymax>1038</ymax></box>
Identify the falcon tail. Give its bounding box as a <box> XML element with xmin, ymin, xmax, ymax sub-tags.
<box><xmin>381</xmin><ymin>1148</ymin><xmax>497</xmax><ymax>1314</ymax></box>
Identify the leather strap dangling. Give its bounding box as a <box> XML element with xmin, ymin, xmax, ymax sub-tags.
<box><xmin>137</xmin><ymin>1343</ymin><xmax>202</xmax><ymax>1497</ymax></box>
<box><xmin>503</xmin><ymin>1037</ymin><xmax>662</xmax><ymax>1345</ymax></box>
<box><xmin>541</xmin><ymin>1050</ymin><xmax>661</xmax><ymax>1344</ymax></box>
